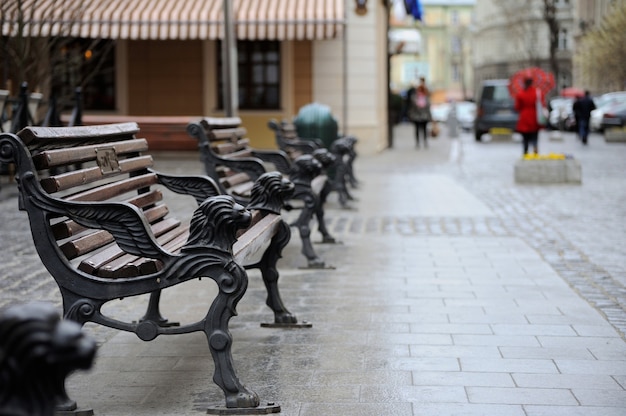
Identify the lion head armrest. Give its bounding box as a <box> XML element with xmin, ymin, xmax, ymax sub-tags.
<box><xmin>246</xmin><ymin>171</ymin><xmax>294</xmax><ymax>215</ymax></box>
<box><xmin>0</xmin><ymin>302</ymin><xmax>96</xmax><ymax>416</ymax></box>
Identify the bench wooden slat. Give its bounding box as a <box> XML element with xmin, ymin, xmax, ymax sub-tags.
<box><xmin>66</xmin><ymin>172</ymin><xmax>158</xmax><ymax>202</ymax></box>
<box><xmin>229</xmin><ymin>182</ymin><xmax>254</xmax><ymax>197</ymax></box>
<box><xmin>219</xmin><ymin>149</ymin><xmax>254</xmax><ymax>160</ymax></box>
<box><xmin>201</xmin><ymin>117</ymin><xmax>243</xmax><ymax>130</ymax></box>
<box><xmin>213</xmin><ymin>142</ymin><xmax>239</xmax><ymax>154</ymax></box>
<box><xmin>205</xmin><ymin>126</ymin><xmax>246</xmax><ymax>139</ymax></box>
<box><xmin>214</xmin><ymin>142</ymin><xmax>245</xmax><ymax>155</ymax></box>
<box><xmin>51</xmin><ymin>218</ymin><xmax>89</xmax><ymax>241</ymax></box>
<box><xmin>41</xmin><ymin>155</ymin><xmax>154</xmax><ymax>193</ymax></box>
<box><xmin>233</xmin><ymin>214</ymin><xmax>281</xmax><ymax>266</ymax></box>
<box><xmin>135</xmin><ymin>225</ymin><xmax>191</xmax><ymax>275</ymax></box>
<box><xmin>212</xmin><ymin>137</ymin><xmax>249</xmax><ymax>151</ymax></box>
<box><xmin>32</xmin><ymin>138</ymin><xmax>149</xmax><ymax>169</ymax></box>
<box><xmin>61</xmin><ymin>229</ymin><xmax>115</xmax><ymax>260</ymax></box>
<box><xmin>19</xmin><ymin>122</ymin><xmax>140</xmax><ymax>146</ymax></box>
<box><xmin>221</xmin><ymin>172</ymin><xmax>253</xmax><ymax>188</ymax></box>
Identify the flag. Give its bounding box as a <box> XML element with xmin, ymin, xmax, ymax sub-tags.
<box><xmin>405</xmin><ymin>0</ymin><xmax>424</xmax><ymax>21</ymax></box>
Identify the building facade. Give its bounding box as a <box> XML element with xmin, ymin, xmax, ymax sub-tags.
<box><xmin>572</xmin><ymin>0</ymin><xmax>623</xmax><ymax>93</ymax></box>
<box><xmin>472</xmin><ymin>0</ymin><xmax>574</xmax><ymax>97</ymax></box>
<box><xmin>390</xmin><ymin>0</ymin><xmax>476</xmax><ymax>103</ymax></box>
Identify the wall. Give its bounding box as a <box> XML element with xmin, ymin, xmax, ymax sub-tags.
<box><xmin>127</xmin><ymin>40</ymin><xmax>204</xmax><ymax>115</ymax></box>
<box><xmin>292</xmin><ymin>41</ymin><xmax>314</xmax><ymax>113</ymax></box>
<box><xmin>312</xmin><ymin>1</ymin><xmax>388</xmax><ymax>155</ymax></box>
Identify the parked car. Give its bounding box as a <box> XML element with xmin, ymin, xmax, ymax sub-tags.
<box><xmin>431</xmin><ymin>101</ymin><xmax>475</xmax><ymax>132</ymax></box>
<box><xmin>600</xmin><ymin>100</ymin><xmax>626</xmax><ymax>131</ymax></box>
<box><xmin>548</xmin><ymin>97</ymin><xmax>576</xmax><ymax>131</ymax></box>
<box><xmin>590</xmin><ymin>91</ymin><xmax>626</xmax><ymax>132</ymax></box>
<box><xmin>474</xmin><ymin>79</ymin><xmax>518</xmax><ymax>141</ymax></box>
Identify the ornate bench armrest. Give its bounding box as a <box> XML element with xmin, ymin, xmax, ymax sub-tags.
<box><xmin>19</xmin><ymin>171</ymin><xmax>169</xmax><ymax>260</ymax></box>
<box><xmin>150</xmin><ymin>169</ymin><xmax>221</xmax><ymax>205</ymax></box>
<box><xmin>250</xmin><ymin>149</ymin><xmax>292</xmax><ymax>174</ymax></box>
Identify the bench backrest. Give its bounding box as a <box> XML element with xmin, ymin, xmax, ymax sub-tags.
<box><xmin>267</xmin><ymin>119</ymin><xmax>321</xmax><ymax>160</ymax></box>
<box><xmin>188</xmin><ymin>117</ymin><xmax>267</xmax><ymax>199</ymax></box>
<box><xmin>200</xmin><ymin>117</ymin><xmax>253</xmax><ymax>157</ymax></box>
<box><xmin>12</xmin><ymin>123</ymin><xmax>198</xmax><ymax>278</ymax></box>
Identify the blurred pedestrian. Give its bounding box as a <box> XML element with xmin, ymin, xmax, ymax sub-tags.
<box><xmin>514</xmin><ymin>77</ymin><xmax>544</xmax><ymax>155</ymax></box>
<box><xmin>406</xmin><ymin>77</ymin><xmax>432</xmax><ymax>148</ymax></box>
<box><xmin>572</xmin><ymin>90</ymin><xmax>596</xmax><ymax>145</ymax></box>
<box><xmin>447</xmin><ymin>100</ymin><xmax>459</xmax><ymax>138</ymax></box>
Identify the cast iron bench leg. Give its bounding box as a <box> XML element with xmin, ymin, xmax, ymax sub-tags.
<box><xmin>204</xmin><ymin>262</ymin><xmax>260</xmax><ymax>408</ymax></box>
<box><xmin>140</xmin><ymin>290</ymin><xmax>179</xmax><ymax>327</ymax></box>
<box><xmin>291</xmin><ymin>189</ymin><xmax>326</xmax><ymax>268</ymax></box>
<box><xmin>252</xmin><ymin>220</ymin><xmax>296</xmax><ymax>324</ymax></box>
<box><xmin>316</xmin><ymin>181</ymin><xmax>336</xmax><ymax>243</ymax></box>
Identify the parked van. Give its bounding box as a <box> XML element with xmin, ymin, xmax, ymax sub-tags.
<box><xmin>474</xmin><ymin>79</ymin><xmax>518</xmax><ymax>141</ymax></box>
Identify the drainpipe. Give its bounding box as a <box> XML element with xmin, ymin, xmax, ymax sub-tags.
<box><xmin>386</xmin><ymin>2</ymin><xmax>392</xmax><ymax>148</ymax></box>
<box><xmin>222</xmin><ymin>0</ymin><xmax>238</xmax><ymax>116</ymax></box>
<box><xmin>342</xmin><ymin>5</ymin><xmax>348</xmax><ymax>135</ymax></box>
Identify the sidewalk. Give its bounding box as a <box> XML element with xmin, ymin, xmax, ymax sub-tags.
<box><xmin>3</xmin><ymin>123</ymin><xmax>626</xmax><ymax>415</ymax></box>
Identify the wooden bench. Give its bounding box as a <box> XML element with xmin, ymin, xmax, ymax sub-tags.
<box><xmin>0</xmin><ymin>122</ymin><xmax>300</xmax><ymax>413</ymax></box>
<box><xmin>187</xmin><ymin>117</ymin><xmax>338</xmax><ymax>269</ymax></box>
<box><xmin>268</xmin><ymin>119</ymin><xmax>358</xmax><ymax>208</ymax></box>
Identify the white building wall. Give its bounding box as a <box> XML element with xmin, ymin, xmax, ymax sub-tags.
<box><xmin>312</xmin><ymin>38</ymin><xmax>344</xmax><ymax>118</ymax></box>
<box><xmin>312</xmin><ymin>0</ymin><xmax>388</xmax><ymax>155</ymax></box>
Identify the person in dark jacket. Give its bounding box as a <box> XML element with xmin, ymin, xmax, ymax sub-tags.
<box><xmin>514</xmin><ymin>77</ymin><xmax>544</xmax><ymax>155</ymax></box>
<box><xmin>406</xmin><ymin>77</ymin><xmax>432</xmax><ymax>149</ymax></box>
<box><xmin>573</xmin><ymin>90</ymin><xmax>596</xmax><ymax>144</ymax></box>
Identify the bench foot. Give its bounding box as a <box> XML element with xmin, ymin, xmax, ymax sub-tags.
<box><xmin>54</xmin><ymin>408</ymin><xmax>94</xmax><ymax>416</ymax></box>
<box><xmin>261</xmin><ymin>320</ymin><xmax>312</xmax><ymax>328</ymax></box>
<box><xmin>300</xmin><ymin>261</ymin><xmax>336</xmax><ymax>270</ymax></box>
<box><xmin>252</xmin><ymin>220</ymin><xmax>306</xmax><ymax>326</ymax></box>
<box><xmin>207</xmin><ymin>402</ymin><xmax>281</xmax><ymax>415</ymax></box>
<box><xmin>318</xmin><ymin>236</ymin><xmax>342</xmax><ymax>244</ymax></box>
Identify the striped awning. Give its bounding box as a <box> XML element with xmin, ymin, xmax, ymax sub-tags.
<box><xmin>1</xmin><ymin>0</ymin><xmax>345</xmax><ymax>40</ymax></box>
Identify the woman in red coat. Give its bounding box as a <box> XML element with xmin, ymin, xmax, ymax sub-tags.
<box><xmin>514</xmin><ymin>77</ymin><xmax>544</xmax><ymax>155</ymax></box>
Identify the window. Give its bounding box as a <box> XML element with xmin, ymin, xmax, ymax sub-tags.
<box><xmin>451</xmin><ymin>63</ymin><xmax>460</xmax><ymax>81</ymax></box>
<box><xmin>558</xmin><ymin>28</ymin><xmax>568</xmax><ymax>50</ymax></box>
<box><xmin>451</xmin><ymin>36</ymin><xmax>461</xmax><ymax>54</ymax></box>
<box><xmin>217</xmin><ymin>41</ymin><xmax>281</xmax><ymax>110</ymax></box>
<box><xmin>451</xmin><ymin>10</ymin><xmax>459</xmax><ymax>26</ymax></box>
<box><xmin>52</xmin><ymin>39</ymin><xmax>116</xmax><ymax>111</ymax></box>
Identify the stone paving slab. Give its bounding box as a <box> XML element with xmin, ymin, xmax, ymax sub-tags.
<box><xmin>60</xmin><ymin>231</ymin><xmax>626</xmax><ymax>415</ymax></box>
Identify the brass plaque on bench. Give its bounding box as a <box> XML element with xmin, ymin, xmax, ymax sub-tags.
<box><xmin>95</xmin><ymin>148</ymin><xmax>121</xmax><ymax>174</ymax></box>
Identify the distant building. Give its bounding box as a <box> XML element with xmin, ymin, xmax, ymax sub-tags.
<box><xmin>472</xmin><ymin>0</ymin><xmax>574</xmax><ymax>96</ymax></box>
<box><xmin>572</xmin><ymin>0</ymin><xmax>621</xmax><ymax>93</ymax></box>
<box><xmin>390</xmin><ymin>0</ymin><xmax>475</xmax><ymax>103</ymax></box>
